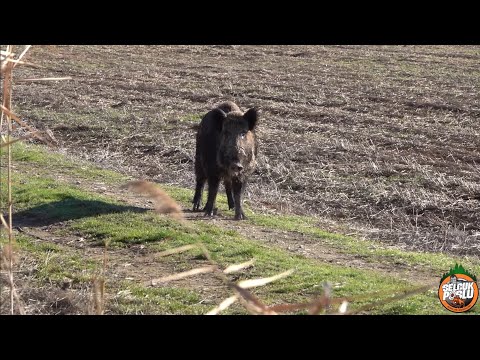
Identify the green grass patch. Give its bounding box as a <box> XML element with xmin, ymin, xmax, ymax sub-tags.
<box><xmin>66</xmin><ymin>210</ymin><xmax>459</xmax><ymax>314</ymax></box>
<box><xmin>72</xmin><ymin>212</ymin><xmax>195</xmax><ymax>246</ymax></box>
<box><xmin>11</xmin><ymin>140</ymin><xmax>66</xmax><ymax>164</ymax></box>
<box><xmin>13</xmin><ymin>234</ymin><xmax>100</xmax><ymax>284</ymax></box>
<box><xmin>7</xmin><ymin>141</ymin><xmax>128</xmax><ymax>184</ymax></box>
<box><xmin>249</xmin><ymin>213</ymin><xmax>480</xmax><ymax>278</ymax></box>
<box><xmin>111</xmin><ymin>283</ymin><xmax>209</xmax><ymax>315</ymax></box>
<box><xmin>1</xmin><ymin>174</ymin><xmax>137</xmax><ymax>226</ymax></box>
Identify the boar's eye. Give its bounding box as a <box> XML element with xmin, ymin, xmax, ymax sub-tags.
<box><xmin>240</xmin><ymin>132</ymin><xmax>246</xmax><ymax>139</ymax></box>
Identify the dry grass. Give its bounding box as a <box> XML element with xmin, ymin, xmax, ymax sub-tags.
<box><xmin>121</xmin><ymin>180</ymin><xmax>184</xmax><ymax>220</ymax></box>
<box><xmin>1</xmin><ymin>45</ymin><xmax>70</xmax><ymax>314</ymax></box>
<box><xmin>1</xmin><ymin>45</ymin><xmax>19</xmax><ymax>315</ymax></box>
<box><xmin>0</xmin><ymin>243</ymin><xmax>25</xmax><ymax>314</ymax></box>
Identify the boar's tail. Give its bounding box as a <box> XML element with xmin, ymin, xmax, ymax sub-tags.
<box><xmin>121</xmin><ymin>180</ymin><xmax>184</xmax><ymax>220</ymax></box>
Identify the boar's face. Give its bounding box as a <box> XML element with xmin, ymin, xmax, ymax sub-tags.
<box><xmin>217</xmin><ymin>108</ymin><xmax>258</xmax><ymax>178</ymax></box>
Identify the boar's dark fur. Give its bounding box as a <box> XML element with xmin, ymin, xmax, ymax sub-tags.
<box><xmin>193</xmin><ymin>101</ymin><xmax>259</xmax><ymax>220</ymax></box>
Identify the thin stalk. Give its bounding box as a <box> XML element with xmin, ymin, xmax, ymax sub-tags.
<box><xmin>3</xmin><ymin>45</ymin><xmax>14</xmax><ymax>314</ymax></box>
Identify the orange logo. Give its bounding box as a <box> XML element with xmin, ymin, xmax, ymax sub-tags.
<box><xmin>438</xmin><ymin>264</ymin><xmax>478</xmax><ymax>313</ymax></box>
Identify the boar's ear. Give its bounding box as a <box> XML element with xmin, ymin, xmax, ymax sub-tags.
<box><xmin>244</xmin><ymin>108</ymin><xmax>258</xmax><ymax>131</ymax></box>
<box><xmin>211</xmin><ymin>108</ymin><xmax>227</xmax><ymax>132</ymax></box>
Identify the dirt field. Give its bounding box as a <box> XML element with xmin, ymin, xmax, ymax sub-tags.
<box><xmin>12</xmin><ymin>45</ymin><xmax>480</xmax><ymax>256</ymax></box>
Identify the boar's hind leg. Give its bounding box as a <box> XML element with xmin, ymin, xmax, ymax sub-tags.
<box><xmin>224</xmin><ymin>179</ymin><xmax>235</xmax><ymax>210</ymax></box>
<box><xmin>232</xmin><ymin>179</ymin><xmax>247</xmax><ymax>220</ymax></box>
<box><xmin>204</xmin><ymin>176</ymin><xmax>220</xmax><ymax>216</ymax></box>
<box><xmin>192</xmin><ymin>175</ymin><xmax>206</xmax><ymax>211</ymax></box>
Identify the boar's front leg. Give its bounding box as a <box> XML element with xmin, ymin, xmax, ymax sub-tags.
<box><xmin>224</xmin><ymin>178</ymin><xmax>235</xmax><ymax>210</ymax></box>
<box><xmin>193</xmin><ymin>175</ymin><xmax>206</xmax><ymax>211</ymax></box>
<box><xmin>204</xmin><ymin>176</ymin><xmax>220</xmax><ymax>217</ymax></box>
<box><xmin>232</xmin><ymin>178</ymin><xmax>247</xmax><ymax>220</ymax></box>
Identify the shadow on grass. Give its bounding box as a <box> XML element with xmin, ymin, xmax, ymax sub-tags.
<box><xmin>11</xmin><ymin>196</ymin><xmax>147</xmax><ymax>227</ymax></box>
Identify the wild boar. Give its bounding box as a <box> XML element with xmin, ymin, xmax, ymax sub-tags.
<box><xmin>193</xmin><ymin>101</ymin><xmax>259</xmax><ymax>220</ymax></box>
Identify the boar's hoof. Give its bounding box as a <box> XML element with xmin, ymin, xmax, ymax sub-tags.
<box><xmin>204</xmin><ymin>207</ymin><xmax>218</xmax><ymax>217</ymax></box>
<box><xmin>192</xmin><ymin>201</ymin><xmax>202</xmax><ymax>212</ymax></box>
<box><xmin>234</xmin><ymin>211</ymin><xmax>247</xmax><ymax>220</ymax></box>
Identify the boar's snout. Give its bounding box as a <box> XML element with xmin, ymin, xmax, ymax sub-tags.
<box><xmin>230</xmin><ymin>162</ymin><xmax>244</xmax><ymax>173</ymax></box>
